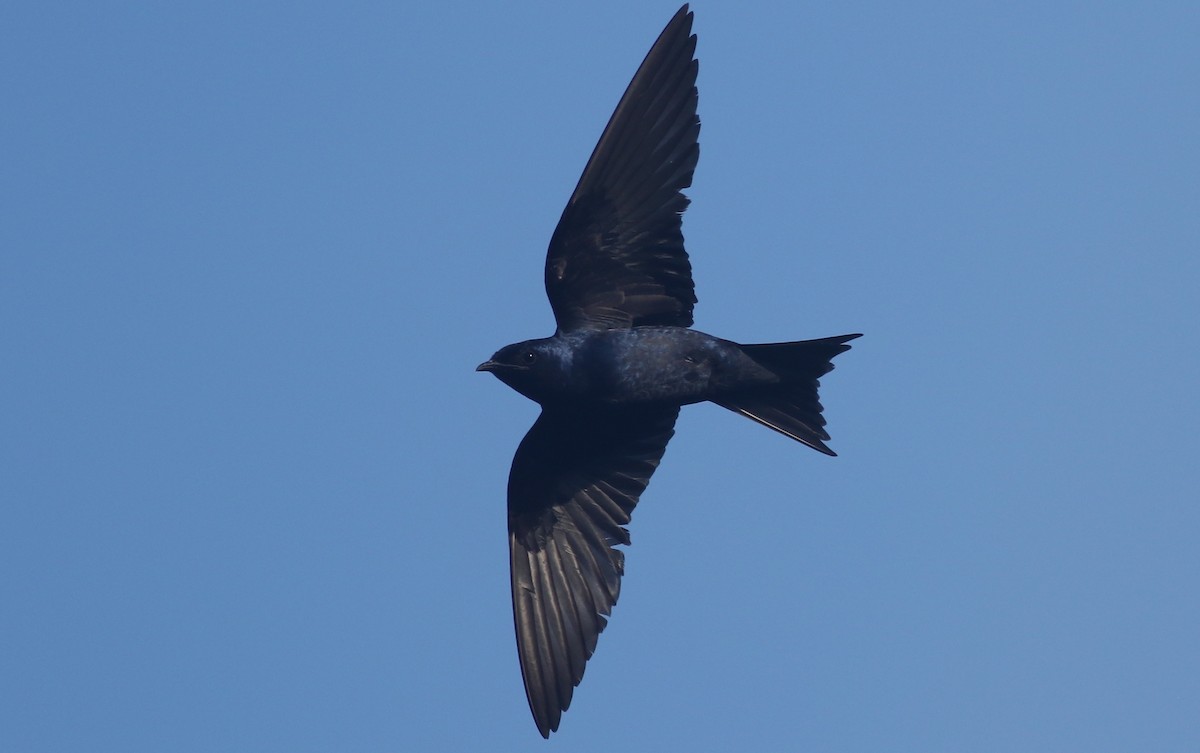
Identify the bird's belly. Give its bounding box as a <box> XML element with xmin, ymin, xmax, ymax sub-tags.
<box><xmin>600</xmin><ymin>362</ymin><xmax>713</xmax><ymax>404</ymax></box>
<box><xmin>579</xmin><ymin>330</ymin><xmax>742</xmax><ymax>406</ymax></box>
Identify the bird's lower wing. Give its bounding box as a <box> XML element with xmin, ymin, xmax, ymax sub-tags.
<box><xmin>507</xmin><ymin>405</ymin><xmax>679</xmax><ymax>737</ymax></box>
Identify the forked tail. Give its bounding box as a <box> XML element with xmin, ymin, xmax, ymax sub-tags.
<box><xmin>713</xmin><ymin>333</ymin><xmax>861</xmax><ymax>455</ymax></box>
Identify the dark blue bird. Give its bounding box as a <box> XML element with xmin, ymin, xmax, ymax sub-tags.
<box><xmin>478</xmin><ymin>5</ymin><xmax>860</xmax><ymax>737</ymax></box>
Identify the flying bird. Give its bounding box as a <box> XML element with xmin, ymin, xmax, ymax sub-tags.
<box><xmin>478</xmin><ymin>4</ymin><xmax>860</xmax><ymax>737</ymax></box>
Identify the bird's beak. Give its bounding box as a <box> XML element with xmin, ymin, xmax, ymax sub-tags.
<box><xmin>476</xmin><ymin>360</ymin><xmax>499</xmax><ymax>372</ymax></box>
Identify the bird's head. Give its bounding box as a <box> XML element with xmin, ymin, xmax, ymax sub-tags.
<box><xmin>476</xmin><ymin>338</ymin><xmax>570</xmax><ymax>403</ymax></box>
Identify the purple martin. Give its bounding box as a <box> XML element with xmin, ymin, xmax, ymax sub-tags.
<box><xmin>477</xmin><ymin>4</ymin><xmax>859</xmax><ymax>738</ymax></box>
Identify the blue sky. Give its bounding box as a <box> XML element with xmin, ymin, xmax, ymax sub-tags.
<box><xmin>3</xmin><ymin>2</ymin><xmax>1198</xmax><ymax>751</ymax></box>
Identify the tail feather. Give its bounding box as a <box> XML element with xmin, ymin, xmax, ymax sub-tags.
<box><xmin>713</xmin><ymin>334</ymin><xmax>860</xmax><ymax>456</ymax></box>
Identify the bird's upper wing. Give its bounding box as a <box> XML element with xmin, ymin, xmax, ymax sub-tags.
<box><xmin>507</xmin><ymin>405</ymin><xmax>679</xmax><ymax>737</ymax></box>
<box><xmin>544</xmin><ymin>4</ymin><xmax>700</xmax><ymax>332</ymax></box>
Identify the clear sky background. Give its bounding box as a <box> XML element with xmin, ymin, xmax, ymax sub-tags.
<box><xmin>3</xmin><ymin>2</ymin><xmax>1198</xmax><ymax>751</ymax></box>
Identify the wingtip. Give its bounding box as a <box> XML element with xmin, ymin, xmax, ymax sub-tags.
<box><xmin>665</xmin><ymin>4</ymin><xmax>696</xmax><ymax>48</ymax></box>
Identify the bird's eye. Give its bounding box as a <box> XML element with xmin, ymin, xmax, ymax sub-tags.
<box><xmin>522</xmin><ymin>351</ymin><xmax>537</xmax><ymax>364</ymax></box>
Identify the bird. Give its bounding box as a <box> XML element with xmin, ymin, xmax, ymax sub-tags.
<box><xmin>477</xmin><ymin>4</ymin><xmax>860</xmax><ymax>738</ymax></box>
